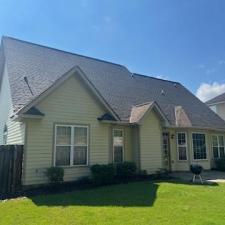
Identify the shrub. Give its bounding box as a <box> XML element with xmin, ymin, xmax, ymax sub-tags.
<box><xmin>115</xmin><ymin>161</ymin><xmax>137</xmax><ymax>181</ymax></box>
<box><xmin>46</xmin><ymin>167</ymin><xmax>64</xmax><ymax>184</ymax></box>
<box><xmin>138</xmin><ymin>170</ymin><xmax>148</xmax><ymax>179</ymax></box>
<box><xmin>154</xmin><ymin>168</ymin><xmax>170</xmax><ymax>179</ymax></box>
<box><xmin>215</xmin><ymin>158</ymin><xmax>225</xmax><ymax>171</ymax></box>
<box><xmin>76</xmin><ymin>176</ymin><xmax>93</xmax><ymax>186</ymax></box>
<box><xmin>90</xmin><ymin>164</ymin><xmax>115</xmax><ymax>185</ymax></box>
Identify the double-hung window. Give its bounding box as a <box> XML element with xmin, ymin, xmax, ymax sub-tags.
<box><xmin>113</xmin><ymin>129</ymin><xmax>124</xmax><ymax>163</ymax></box>
<box><xmin>192</xmin><ymin>133</ymin><xmax>207</xmax><ymax>160</ymax></box>
<box><xmin>177</xmin><ymin>132</ymin><xmax>187</xmax><ymax>160</ymax></box>
<box><xmin>55</xmin><ymin>125</ymin><xmax>88</xmax><ymax>166</ymax></box>
<box><xmin>212</xmin><ymin>135</ymin><xmax>225</xmax><ymax>159</ymax></box>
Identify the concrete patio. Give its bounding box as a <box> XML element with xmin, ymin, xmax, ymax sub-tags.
<box><xmin>170</xmin><ymin>170</ymin><xmax>225</xmax><ymax>183</ymax></box>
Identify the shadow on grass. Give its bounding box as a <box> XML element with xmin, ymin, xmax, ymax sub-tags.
<box><xmin>31</xmin><ymin>181</ymin><xmax>159</xmax><ymax>207</ymax></box>
<box><xmin>30</xmin><ymin>178</ymin><xmax>219</xmax><ymax>207</ymax></box>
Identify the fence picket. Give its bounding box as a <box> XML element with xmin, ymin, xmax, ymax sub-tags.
<box><xmin>0</xmin><ymin>145</ymin><xmax>23</xmax><ymax>199</ymax></box>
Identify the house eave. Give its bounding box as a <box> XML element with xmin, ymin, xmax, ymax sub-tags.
<box><xmin>11</xmin><ymin>114</ymin><xmax>44</xmax><ymax>122</ymax></box>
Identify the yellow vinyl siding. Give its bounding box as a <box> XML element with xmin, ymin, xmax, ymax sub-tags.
<box><xmin>23</xmin><ymin>75</ymin><xmax>133</xmax><ymax>185</ymax></box>
<box><xmin>139</xmin><ymin>110</ymin><xmax>163</xmax><ymax>174</ymax></box>
<box><xmin>7</xmin><ymin>120</ymin><xmax>24</xmax><ymax>144</ymax></box>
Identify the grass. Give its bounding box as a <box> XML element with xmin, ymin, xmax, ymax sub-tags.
<box><xmin>1</xmin><ymin>180</ymin><xmax>225</xmax><ymax>225</ymax></box>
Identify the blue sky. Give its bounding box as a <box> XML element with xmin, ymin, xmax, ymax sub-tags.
<box><xmin>1</xmin><ymin>0</ymin><xmax>225</xmax><ymax>101</ymax></box>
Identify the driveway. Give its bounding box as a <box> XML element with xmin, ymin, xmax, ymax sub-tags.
<box><xmin>170</xmin><ymin>170</ymin><xmax>225</xmax><ymax>183</ymax></box>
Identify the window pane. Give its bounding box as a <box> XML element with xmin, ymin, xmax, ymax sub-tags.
<box><xmin>192</xmin><ymin>133</ymin><xmax>207</xmax><ymax>160</ymax></box>
<box><xmin>74</xmin><ymin>146</ymin><xmax>87</xmax><ymax>165</ymax></box>
<box><xmin>178</xmin><ymin>133</ymin><xmax>186</xmax><ymax>145</ymax></box>
<box><xmin>178</xmin><ymin>147</ymin><xmax>187</xmax><ymax>160</ymax></box>
<box><xmin>114</xmin><ymin>130</ymin><xmax>123</xmax><ymax>137</ymax></box>
<box><xmin>56</xmin><ymin>126</ymin><xmax>71</xmax><ymax>145</ymax></box>
<box><xmin>212</xmin><ymin>135</ymin><xmax>218</xmax><ymax>147</ymax></box>
<box><xmin>213</xmin><ymin>147</ymin><xmax>219</xmax><ymax>158</ymax></box>
<box><xmin>74</xmin><ymin>127</ymin><xmax>87</xmax><ymax>145</ymax></box>
<box><xmin>113</xmin><ymin>137</ymin><xmax>123</xmax><ymax>146</ymax></box>
<box><xmin>219</xmin><ymin>136</ymin><xmax>224</xmax><ymax>147</ymax></box>
<box><xmin>114</xmin><ymin>146</ymin><xmax>123</xmax><ymax>163</ymax></box>
<box><xmin>220</xmin><ymin>147</ymin><xmax>225</xmax><ymax>158</ymax></box>
<box><xmin>113</xmin><ymin>130</ymin><xmax>123</xmax><ymax>147</ymax></box>
<box><xmin>56</xmin><ymin>146</ymin><xmax>70</xmax><ymax>166</ymax></box>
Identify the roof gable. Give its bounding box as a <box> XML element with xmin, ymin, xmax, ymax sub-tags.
<box><xmin>2</xmin><ymin>36</ymin><xmax>225</xmax><ymax>130</ymax></box>
<box><xmin>130</xmin><ymin>101</ymin><xmax>169</xmax><ymax>125</ymax></box>
<box><xmin>17</xmin><ymin>66</ymin><xmax>120</xmax><ymax>120</ymax></box>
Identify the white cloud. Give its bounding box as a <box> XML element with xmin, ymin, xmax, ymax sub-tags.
<box><xmin>196</xmin><ymin>82</ymin><xmax>225</xmax><ymax>102</ymax></box>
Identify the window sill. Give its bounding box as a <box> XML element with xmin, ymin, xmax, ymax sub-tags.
<box><xmin>193</xmin><ymin>159</ymin><xmax>208</xmax><ymax>162</ymax></box>
<box><xmin>57</xmin><ymin>165</ymin><xmax>89</xmax><ymax>169</ymax></box>
<box><xmin>177</xmin><ymin>160</ymin><xmax>188</xmax><ymax>162</ymax></box>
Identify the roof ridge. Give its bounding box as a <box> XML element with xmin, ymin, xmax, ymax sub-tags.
<box><xmin>2</xmin><ymin>36</ymin><xmax>128</xmax><ymax>69</ymax></box>
<box><xmin>133</xmin><ymin>73</ymin><xmax>180</xmax><ymax>84</ymax></box>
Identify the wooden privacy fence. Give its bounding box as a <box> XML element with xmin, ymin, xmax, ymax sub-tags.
<box><xmin>0</xmin><ymin>145</ymin><xmax>23</xmax><ymax>199</ymax></box>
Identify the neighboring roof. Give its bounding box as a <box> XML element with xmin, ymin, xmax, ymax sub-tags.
<box><xmin>175</xmin><ymin>106</ymin><xmax>192</xmax><ymax>127</ymax></box>
<box><xmin>2</xmin><ymin>36</ymin><xmax>225</xmax><ymax>130</ymax></box>
<box><xmin>206</xmin><ymin>92</ymin><xmax>225</xmax><ymax>105</ymax></box>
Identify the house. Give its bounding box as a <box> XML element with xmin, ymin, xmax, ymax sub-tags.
<box><xmin>206</xmin><ymin>92</ymin><xmax>225</xmax><ymax>121</ymax></box>
<box><xmin>1</xmin><ymin>36</ymin><xmax>225</xmax><ymax>186</ymax></box>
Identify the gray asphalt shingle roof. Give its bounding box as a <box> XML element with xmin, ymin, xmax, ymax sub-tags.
<box><xmin>2</xmin><ymin>36</ymin><xmax>225</xmax><ymax>129</ymax></box>
<box><xmin>206</xmin><ymin>92</ymin><xmax>225</xmax><ymax>105</ymax></box>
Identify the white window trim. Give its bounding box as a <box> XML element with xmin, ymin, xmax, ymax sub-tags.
<box><xmin>176</xmin><ymin>132</ymin><xmax>188</xmax><ymax>161</ymax></box>
<box><xmin>112</xmin><ymin>128</ymin><xmax>124</xmax><ymax>163</ymax></box>
<box><xmin>211</xmin><ymin>134</ymin><xmax>225</xmax><ymax>159</ymax></box>
<box><xmin>191</xmin><ymin>132</ymin><xmax>207</xmax><ymax>161</ymax></box>
<box><xmin>54</xmin><ymin>124</ymin><xmax>89</xmax><ymax>167</ymax></box>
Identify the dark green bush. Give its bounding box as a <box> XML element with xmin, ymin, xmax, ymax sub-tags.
<box><xmin>138</xmin><ymin>170</ymin><xmax>148</xmax><ymax>179</ymax></box>
<box><xmin>76</xmin><ymin>176</ymin><xmax>93</xmax><ymax>186</ymax></box>
<box><xmin>46</xmin><ymin>167</ymin><xmax>64</xmax><ymax>184</ymax></box>
<box><xmin>154</xmin><ymin>168</ymin><xmax>170</xmax><ymax>179</ymax></box>
<box><xmin>90</xmin><ymin>164</ymin><xmax>115</xmax><ymax>185</ymax></box>
<box><xmin>115</xmin><ymin>162</ymin><xmax>137</xmax><ymax>181</ymax></box>
<box><xmin>215</xmin><ymin>158</ymin><xmax>225</xmax><ymax>171</ymax></box>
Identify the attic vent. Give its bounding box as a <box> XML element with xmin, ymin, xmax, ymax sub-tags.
<box><xmin>161</xmin><ymin>89</ymin><xmax>165</xmax><ymax>96</ymax></box>
<box><xmin>24</xmin><ymin>76</ymin><xmax>34</xmax><ymax>96</ymax></box>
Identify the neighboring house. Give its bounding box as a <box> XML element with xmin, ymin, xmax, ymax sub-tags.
<box><xmin>206</xmin><ymin>93</ymin><xmax>225</xmax><ymax>121</ymax></box>
<box><xmin>1</xmin><ymin>36</ymin><xmax>225</xmax><ymax>186</ymax></box>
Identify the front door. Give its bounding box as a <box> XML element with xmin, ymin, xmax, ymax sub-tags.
<box><xmin>162</xmin><ymin>132</ymin><xmax>171</xmax><ymax>171</ymax></box>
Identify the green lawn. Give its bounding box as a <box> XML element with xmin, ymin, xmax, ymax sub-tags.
<box><xmin>1</xmin><ymin>180</ymin><xmax>225</xmax><ymax>225</ymax></box>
